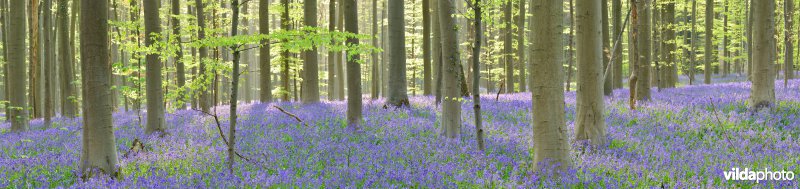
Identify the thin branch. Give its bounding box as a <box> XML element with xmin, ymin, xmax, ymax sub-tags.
<box><xmin>273</xmin><ymin>106</ymin><xmax>309</xmax><ymax>127</ymax></box>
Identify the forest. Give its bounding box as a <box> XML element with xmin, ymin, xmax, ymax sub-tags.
<box><xmin>0</xmin><ymin>0</ymin><xmax>799</xmax><ymax>187</ymax></box>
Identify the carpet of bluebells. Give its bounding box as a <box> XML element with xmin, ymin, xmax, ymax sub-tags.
<box><xmin>1</xmin><ymin>79</ymin><xmax>799</xmax><ymax>188</ymax></box>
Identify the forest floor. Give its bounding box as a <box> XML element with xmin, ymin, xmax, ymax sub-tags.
<box><xmin>1</xmin><ymin>79</ymin><xmax>799</xmax><ymax>188</ymax></box>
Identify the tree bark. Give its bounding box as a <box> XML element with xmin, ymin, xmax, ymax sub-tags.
<box><xmin>172</xmin><ymin>0</ymin><xmax>186</xmax><ymax>109</ymax></box>
<box><xmin>328</xmin><ymin>0</ymin><xmax>336</xmax><ymax>100</ymax></box>
<box><xmin>196</xmin><ymin>0</ymin><xmax>211</xmax><ymax>112</ymax></box>
<box><xmin>80</xmin><ymin>0</ymin><xmax>119</xmax><ymax>177</ymax></box>
<box><xmin>575</xmin><ymin>0</ymin><xmax>607</xmax><ymax>146</ymax></box>
<box><xmin>43</xmin><ymin>0</ymin><xmax>54</xmax><ymax>127</ymax></box>
<box><xmin>665</xmin><ymin>2</ymin><xmax>676</xmax><ymax>88</ymax></box>
<box><xmin>750</xmin><ymin>0</ymin><xmax>776</xmax><ymax>109</ymax></box>
<box><xmin>517</xmin><ymin>0</ymin><xmax>527</xmax><ymax>92</ymax></box>
<box><xmin>503</xmin><ymin>0</ymin><xmax>513</xmax><ymax>93</ymax></box>
<box><xmin>281</xmin><ymin>0</ymin><xmax>290</xmax><ymax>101</ymax></box>
<box><xmin>422</xmin><ymin>0</ymin><xmax>432</xmax><ymax>95</ymax></box>
<box><xmin>302</xmin><ymin>0</ymin><xmax>320</xmax><ymax>103</ymax></box>
<box><xmin>635</xmin><ymin>0</ymin><xmax>651</xmax><ymax>101</ymax></box>
<box><xmin>783</xmin><ymin>0</ymin><xmax>793</xmax><ymax>83</ymax></box>
<box><xmin>371</xmin><ymin>0</ymin><xmax>380</xmax><ymax>99</ymax></box>
<box><xmin>704</xmin><ymin>0</ymin><xmax>713</xmax><ymax>84</ymax></box>
<box><xmin>612</xmin><ymin>0</ymin><xmax>623</xmax><ymax>89</ymax></box>
<box><xmin>29</xmin><ymin>0</ymin><xmax>41</xmax><ymax>119</ymax></box>
<box><xmin>227</xmin><ymin>0</ymin><xmax>242</xmax><ymax>173</ymax></box>
<box><xmin>690</xmin><ymin>0</ymin><xmax>697</xmax><ymax>85</ymax></box>
<box><xmin>439</xmin><ymin>0</ymin><xmax>461</xmax><ymax>139</ymax></box>
<box><xmin>144</xmin><ymin>0</ymin><xmax>166</xmax><ymax>134</ymax></box>
<box><xmin>342</xmin><ymin>0</ymin><xmax>362</xmax><ymax>127</ymax></box>
<box><xmin>432</xmin><ymin>0</ymin><xmax>443</xmax><ymax>104</ymax></box>
<box><xmin>9</xmin><ymin>0</ymin><xmax>28</xmax><ymax>131</ymax></box>
<box><xmin>530</xmin><ymin>0</ymin><xmax>571</xmax><ymax>170</ymax></box>
<box><xmin>472</xmin><ymin>0</ymin><xmax>485</xmax><ymax>151</ymax></box>
<box><xmin>387</xmin><ymin>0</ymin><xmax>409</xmax><ymax>107</ymax></box>
<box><xmin>601</xmin><ymin>0</ymin><xmax>612</xmax><ymax>95</ymax></box>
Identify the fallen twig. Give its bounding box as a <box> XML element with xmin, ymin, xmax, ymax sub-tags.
<box><xmin>273</xmin><ymin>105</ymin><xmax>309</xmax><ymax>127</ymax></box>
<box><xmin>191</xmin><ymin>108</ymin><xmax>252</xmax><ymax>163</ymax></box>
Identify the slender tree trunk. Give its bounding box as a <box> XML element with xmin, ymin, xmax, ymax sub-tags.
<box><xmin>29</xmin><ymin>0</ymin><xmax>41</xmax><ymax>119</ymax></box>
<box><xmin>172</xmin><ymin>0</ymin><xmax>186</xmax><ymax>109</ymax></box>
<box><xmin>1</xmin><ymin>0</ymin><xmax>8</xmax><ymax>122</ymax></box>
<box><xmin>342</xmin><ymin>0</ymin><xmax>362</xmax><ymax>127</ymax></box>
<box><xmin>371</xmin><ymin>0</ymin><xmax>380</xmax><ymax>99</ymax></box>
<box><xmin>439</xmin><ymin>0</ymin><xmax>461</xmax><ymax>138</ymax></box>
<box><xmin>472</xmin><ymin>0</ymin><xmax>485</xmax><ymax>151</ymax></box>
<box><xmin>566</xmin><ymin>0</ymin><xmax>575</xmax><ymax>92</ymax></box>
<box><xmin>387</xmin><ymin>0</ymin><xmax>409</xmax><ymax>107</ymax></box>
<box><xmin>302</xmin><ymin>0</ymin><xmax>320</xmax><ymax>103</ymax></box>
<box><xmin>612</xmin><ymin>0</ymin><xmax>623</xmax><ymax>89</ymax></box>
<box><xmin>665</xmin><ymin>2</ymin><xmax>676</xmax><ymax>88</ymax></box>
<box><xmin>196</xmin><ymin>0</ymin><xmax>211</xmax><ymax>112</ymax></box>
<box><xmin>722</xmin><ymin>0</ymin><xmax>729</xmax><ymax>77</ymax></box>
<box><xmin>503</xmin><ymin>0</ymin><xmax>513</xmax><ymax>93</ymax></box>
<box><xmin>432</xmin><ymin>0</ymin><xmax>443</xmax><ymax>104</ymax></box>
<box><xmin>144</xmin><ymin>0</ymin><xmax>166</xmax><ymax>134</ymax></box>
<box><xmin>227</xmin><ymin>0</ymin><xmax>242</xmax><ymax>173</ymax></box>
<box><xmin>422</xmin><ymin>0</ymin><xmax>432</xmax><ymax>95</ymax></box>
<box><xmin>43</xmin><ymin>0</ymin><xmax>53</xmax><ymax>127</ymax></box>
<box><xmin>9</xmin><ymin>0</ymin><xmax>28</xmax><ymax>131</ymax></box>
<box><xmin>281</xmin><ymin>0</ymin><xmax>290</xmax><ymax>101</ymax></box>
<box><xmin>80</xmin><ymin>0</ymin><xmax>119</xmax><ymax>177</ymax></box>
<box><xmin>517</xmin><ymin>0</ymin><xmax>527</xmax><ymax>92</ymax></box>
<box><xmin>575</xmin><ymin>0</ymin><xmax>607</xmax><ymax>146</ymax></box>
<box><xmin>690</xmin><ymin>0</ymin><xmax>697</xmax><ymax>85</ymax></box>
<box><xmin>751</xmin><ymin>0</ymin><xmax>776</xmax><ymax>109</ymax></box>
<box><xmin>783</xmin><ymin>0</ymin><xmax>793</xmax><ymax>84</ymax></box>
<box><xmin>531</xmin><ymin>0</ymin><xmax>571</xmax><ymax>170</ymax></box>
<box><xmin>259</xmin><ymin>0</ymin><xmax>271</xmax><ymax>103</ymax></box>
<box><xmin>328</xmin><ymin>0</ymin><xmax>337</xmax><ymax>100</ymax></box>
<box><xmin>704</xmin><ymin>0</ymin><xmax>713</xmax><ymax>84</ymax></box>
<box><xmin>602</xmin><ymin>0</ymin><xmax>612</xmax><ymax>95</ymax></box>
<box><xmin>635</xmin><ymin>0</ymin><xmax>651</xmax><ymax>101</ymax></box>
<box><xmin>336</xmin><ymin>3</ymin><xmax>345</xmax><ymax>100</ymax></box>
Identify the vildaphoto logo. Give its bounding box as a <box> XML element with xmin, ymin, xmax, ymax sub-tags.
<box><xmin>724</xmin><ymin>168</ymin><xmax>796</xmax><ymax>183</ymax></box>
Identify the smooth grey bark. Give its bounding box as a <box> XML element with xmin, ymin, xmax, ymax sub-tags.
<box><xmin>281</xmin><ymin>0</ymin><xmax>290</xmax><ymax>101</ymax></box>
<box><xmin>750</xmin><ymin>0</ymin><xmax>776</xmax><ymax>109</ymax></box>
<box><xmin>439</xmin><ymin>0</ymin><xmax>461</xmax><ymax>139</ymax></box>
<box><xmin>371</xmin><ymin>0</ymin><xmax>380</xmax><ymax>99</ymax></box>
<box><xmin>227</xmin><ymin>0</ymin><xmax>242</xmax><ymax>173</ymax></box>
<box><xmin>472</xmin><ymin>0</ymin><xmax>485</xmax><ymax>151</ymax></box>
<box><xmin>302</xmin><ymin>0</ymin><xmax>320</xmax><ymax>103</ymax></box>
<box><xmin>704</xmin><ymin>0</ymin><xmax>712</xmax><ymax>84</ymax></box>
<box><xmin>29</xmin><ymin>0</ymin><xmax>41</xmax><ymax>119</ymax></box>
<box><xmin>1</xmin><ymin>0</ymin><xmax>8</xmax><ymax>122</ymax></box>
<box><xmin>387</xmin><ymin>0</ymin><xmax>409</xmax><ymax>107</ymax></box>
<box><xmin>8</xmin><ymin>0</ymin><xmax>28</xmax><ymax>131</ymax></box>
<box><xmin>58</xmin><ymin>0</ymin><xmax>76</xmax><ymax>117</ymax></box>
<box><xmin>259</xmin><ymin>0</ymin><xmax>271</xmax><ymax>103</ymax></box>
<box><xmin>172</xmin><ymin>0</ymin><xmax>186</xmax><ymax>109</ymax></box>
<box><xmin>432</xmin><ymin>0</ymin><xmax>443</xmax><ymax>104</ymax></box>
<box><xmin>575</xmin><ymin>0</ymin><xmax>607</xmax><ymax>146</ymax></box>
<box><xmin>328</xmin><ymin>0</ymin><xmax>336</xmax><ymax>100</ymax></box>
<box><xmin>601</xmin><ymin>0</ymin><xmax>612</xmax><ymax>95</ymax></box>
<box><xmin>530</xmin><ymin>0</ymin><xmax>571</xmax><ymax>170</ymax></box>
<box><xmin>783</xmin><ymin>0</ymin><xmax>793</xmax><ymax>83</ymax></box>
<box><xmin>80</xmin><ymin>0</ymin><xmax>119</xmax><ymax>177</ymax></box>
<box><xmin>43</xmin><ymin>0</ymin><xmax>53</xmax><ymax>127</ymax></box>
<box><xmin>635</xmin><ymin>0</ymin><xmax>651</xmax><ymax>101</ymax></box>
<box><xmin>612</xmin><ymin>0</ymin><xmax>623</xmax><ymax>89</ymax></box>
<box><xmin>144</xmin><ymin>0</ymin><xmax>166</xmax><ymax>134</ymax></box>
<box><xmin>335</xmin><ymin>3</ymin><xmax>345</xmax><ymax>101</ymax></box>
<box><xmin>665</xmin><ymin>2</ymin><xmax>676</xmax><ymax>88</ymax></box>
<box><xmin>422</xmin><ymin>0</ymin><xmax>432</xmax><ymax>95</ymax></box>
<box><xmin>502</xmin><ymin>0</ymin><xmax>513</xmax><ymax>93</ymax></box>
<box><xmin>517</xmin><ymin>0</ymin><xmax>526</xmax><ymax>92</ymax></box>
<box><xmin>690</xmin><ymin>0</ymin><xmax>696</xmax><ymax>84</ymax></box>
<box><xmin>196</xmin><ymin>0</ymin><xmax>211</xmax><ymax>112</ymax></box>
<box><xmin>342</xmin><ymin>0</ymin><xmax>362</xmax><ymax>127</ymax></box>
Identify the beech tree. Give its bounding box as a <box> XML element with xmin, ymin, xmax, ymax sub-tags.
<box><xmin>259</xmin><ymin>0</ymin><xmax>272</xmax><ymax>102</ymax></box>
<box><xmin>575</xmin><ymin>0</ymin><xmax>607</xmax><ymax>146</ymax></box>
<box><xmin>343</xmin><ymin>0</ymin><xmax>362</xmax><ymax>127</ymax></box>
<box><xmin>750</xmin><ymin>0</ymin><xmax>775</xmax><ymax>109</ymax></box>
<box><xmin>439</xmin><ymin>0</ymin><xmax>461</xmax><ymax>139</ymax></box>
<box><xmin>387</xmin><ymin>0</ymin><xmax>409</xmax><ymax>107</ymax></box>
<box><xmin>144</xmin><ymin>0</ymin><xmax>166</xmax><ymax>134</ymax></box>
<box><xmin>302</xmin><ymin>0</ymin><xmax>320</xmax><ymax>103</ymax></box>
<box><xmin>8</xmin><ymin>0</ymin><xmax>28</xmax><ymax>132</ymax></box>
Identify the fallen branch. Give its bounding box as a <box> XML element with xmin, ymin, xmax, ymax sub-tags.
<box><xmin>191</xmin><ymin>108</ymin><xmax>252</xmax><ymax>163</ymax></box>
<box><xmin>273</xmin><ymin>105</ymin><xmax>309</xmax><ymax>127</ymax></box>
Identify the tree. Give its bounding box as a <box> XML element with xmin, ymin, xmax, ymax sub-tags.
<box><xmin>704</xmin><ymin>0</ymin><xmax>713</xmax><ymax>84</ymax></box>
<box><xmin>690</xmin><ymin>0</ymin><xmax>697</xmax><ymax>85</ymax></box>
<box><xmin>371</xmin><ymin>0</ymin><xmax>380</xmax><ymax>99</ymax></box>
<box><xmin>612</xmin><ymin>0</ymin><xmax>623</xmax><ymax>89</ymax></box>
<box><xmin>635</xmin><ymin>0</ymin><xmax>651</xmax><ymax>101</ymax></box>
<box><xmin>472</xmin><ymin>0</ymin><xmax>485</xmax><ymax>151</ymax></box>
<box><xmin>144</xmin><ymin>0</ymin><xmax>166</xmax><ymax>134</ymax></box>
<box><xmin>196</xmin><ymin>0</ymin><xmax>211</xmax><ymax>112</ymax></box>
<box><xmin>8</xmin><ymin>0</ymin><xmax>28</xmax><ymax>131</ymax></box>
<box><xmin>601</xmin><ymin>0</ymin><xmax>612</xmax><ymax>95</ymax></box>
<box><xmin>259</xmin><ymin>0</ymin><xmax>271</xmax><ymax>103</ymax></box>
<box><xmin>783</xmin><ymin>0</ymin><xmax>793</xmax><ymax>83</ymax></box>
<box><xmin>29</xmin><ymin>0</ymin><xmax>41</xmax><ymax>119</ymax></box>
<box><xmin>387</xmin><ymin>0</ymin><xmax>409</xmax><ymax>107</ymax></box>
<box><xmin>58</xmin><ymin>0</ymin><xmax>77</xmax><ymax>117</ymax></box>
<box><xmin>172</xmin><ymin>0</ymin><xmax>187</xmax><ymax>109</ymax></box>
<box><xmin>432</xmin><ymin>0</ymin><xmax>443</xmax><ymax>104</ymax></box>
<box><xmin>530</xmin><ymin>0</ymin><xmax>571</xmax><ymax>170</ymax></box>
<box><xmin>439</xmin><ymin>0</ymin><xmax>461</xmax><ymax>139</ymax></box>
<box><xmin>750</xmin><ymin>0</ymin><xmax>775</xmax><ymax>109</ymax></box>
<box><xmin>517</xmin><ymin>0</ymin><xmax>527</xmax><ymax>92</ymax></box>
<box><xmin>80</xmin><ymin>0</ymin><xmax>119</xmax><ymax>177</ymax></box>
<box><xmin>43</xmin><ymin>0</ymin><xmax>54</xmax><ymax>127</ymax></box>
<box><xmin>302</xmin><ymin>0</ymin><xmax>320</xmax><ymax>103</ymax></box>
<box><xmin>502</xmin><ymin>0</ymin><xmax>513</xmax><ymax>93</ymax></box>
<box><xmin>575</xmin><ymin>0</ymin><xmax>607</xmax><ymax>146</ymax></box>
<box><xmin>342</xmin><ymin>0</ymin><xmax>362</xmax><ymax>127</ymax></box>
<box><xmin>664</xmin><ymin>1</ymin><xmax>677</xmax><ymax>88</ymax></box>
<box><xmin>280</xmin><ymin>0</ymin><xmax>290</xmax><ymax>101</ymax></box>
<box><xmin>422</xmin><ymin>0</ymin><xmax>432</xmax><ymax>95</ymax></box>
<box><xmin>328</xmin><ymin>0</ymin><xmax>336</xmax><ymax>101</ymax></box>
<box><xmin>227</xmin><ymin>0</ymin><xmax>243</xmax><ymax>173</ymax></box>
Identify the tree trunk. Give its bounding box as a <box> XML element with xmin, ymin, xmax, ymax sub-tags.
<box><xmin>783</xmin><ymin>0</ymin><xmax>793</xmax><ymax>83</ymax></box>
<box><xmin>530</xmin><ymin>0</ymin><xmax>571</xmax><ymax>170</ymax></box>
<box><xmin>432</xmin><ymin>0</ymin><xmax>443</xmax><ymax>104</ymax></box>
<box><xmin>566</xmin><ymin>0</ymin><xmax>574</xmax><ymax>92</ymax></box>
<box><xmin>144</xmin><ymin>0</ymin><xmax>166</xmax><ymax>134</ymax></box>
<box><xmin>371</xmin><ymin>0</ymin><xmax>380</xmax><ymax>99</ymax></box>
<box><xmin>281</xmin><ymin>0</ymin><xmax>290</xmax><ymax>101</ymax></box>
<box><xmin>196</xmin><ymin>0</ymin><xmax>211</xmax><ymax>112</ymax></box>
<box><xmin>665</xmin><ymin>2</ymin><xmax>676</xmax><ymax>88</ymax></box>
<box><xmin>612</xmin><ymin>0</ymin><xmax>622</xmax><ymax>89</ymax></box>
<box><xmin>29</xmin><ymin>0</ymin><xmax>41</xmax><ymax>119</ymax></box>
<box><xmin>502</xmin><ymin>0</ymin><xmax>513</xmax><ymax>93</ymax></box>
<box><xmin>422</xmin><ymin>0</ymin><xmax>432</xmax><ymax>95</ymax></box>
<box><xmin>690</xmin><ymin>0</ymin><xmax>697</xmax><ymax>85</ymax></box>
<box><xmin>342</xmin><ymin>0</ymin><xmax>362</xmax><ymax>127</ymax></box>
<box><xmin>439</xmin><ymin>0</ymin><xmax>461</xmax><ymax>138</ymax></box>
<box><xmin>302</xmin><ymin>0</ymin><xmax>320</xmax><ymax>103</ymax></box>
<box><xmin>227</xmin><ymin>0</ymin><xmax>242</xmax><ymax>173</ymax></box>
<box><xmin>387</xmin><ymin>0</ymin><xmax>409</xmax><ymax>107</ymax></box>
<box><xmin>601</xmin><ymin>0</ymin><xmax>612</xmax><ymax>95</ymax></box>
<box><xmin>635</xmin><ymin>0</ymin><xmax>651</xmax><ymax>101</ymax></box>
<box><xmin>172</xmin><ymin>0</ymin><xmax>186</xmax><ymax>109</ymax></box>
<box><xmin>704</xmin><ymin>0</ymin><xmax>713</xmax><ymax>84</ymax></box>
<box><xmin>472</xmin><ymin>0</ymin><xmax>485</xmax><ymax>151</ymax></box>
<box><xmin>43</xmin><ymin>0</ymin><xmax>53</xmax><ymax>127</ymax></box>
<box><xmin>751</xmin><ymin>0</ymin><xmax>776</xmax><ymax>109</ymax></box>
<box><xmin>517</xmin><ymin>0</ymin><xmax>527</xmax><ymax>92</ymax></box>
<box><xmin>575</xmin><ymin>0</ymin><xmax>607</xmax><ymax>146</ymax></box>
<box><xmin>336</xmin><ymin>3</ymin><xmax>345</xmax><ymax>100</ymax></box>
<box><xmin>8</xmin><ymin>0</ymin><xmax>28</xmax><ymax>131</ymax></box>
<box><xmin>80</xmin><ymin>0</ymin><xmax>119</xmax><ymax>177</ymax></box>
<box><xmin>328</xmin><ymin>0</ymin><xmax>336</xmax><ymax>100</ymax></box>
